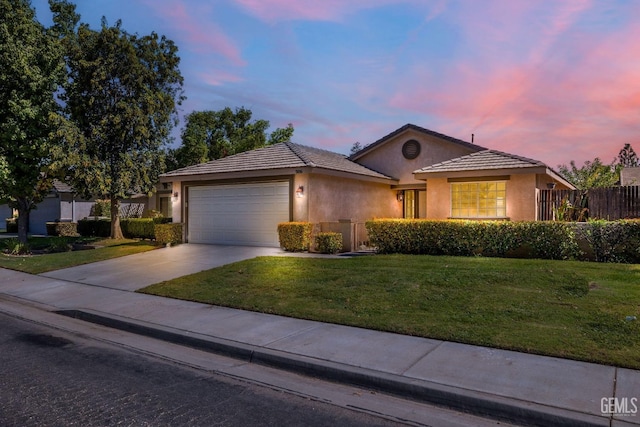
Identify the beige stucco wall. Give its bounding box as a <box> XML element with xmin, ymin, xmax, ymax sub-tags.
<box><xmin>508</xmin><ymin>174</ymin><xmax>537</xmax><ymax>221</ymax></box>
<box><xmin>170</xmin><ymin>179</ymin><xmax>182</xmax><ymax>222</ymax></box>
<box><xmin>355</xmin><ymin>128</ymin><xmax>478</xmax><ymax>183</ymax></box>
<box><xmin>306</xmin><ymin>173</ymin><xmax>401</xmax><ymax>223</ymax></box>
<box><xmin>426</xmin><ymin>174</ymin><xmax>539</xmax><ymax>221</ymax></box>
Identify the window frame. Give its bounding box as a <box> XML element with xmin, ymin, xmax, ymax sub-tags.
<box><xmin>450</xmin><ymin>181</ymin><xmax>507</xmax><ymax>219</ymax></box>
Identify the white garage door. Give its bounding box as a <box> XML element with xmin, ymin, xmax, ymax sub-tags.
<box><xmin>188</xmin><ymin>181</ymin><xmax>290</xmax><ymax>247</ymax></box>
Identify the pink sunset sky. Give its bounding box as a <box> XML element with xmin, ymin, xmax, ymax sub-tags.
<box><xmin>32</xmin><ymin>0</ymin><xmax>640</xmax><ymax>167</ymax></box>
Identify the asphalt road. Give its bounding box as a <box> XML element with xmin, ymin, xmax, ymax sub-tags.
<box><xmin>0</xmin><ymin>312</ymin><xmax>401</xmax><ymax>427</ymax></box>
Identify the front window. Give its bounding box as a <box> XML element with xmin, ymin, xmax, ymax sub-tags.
<box><xmin>451</xmin><ymin>182</ymin><xmax>506</xmax><ymax>218</ymax></box>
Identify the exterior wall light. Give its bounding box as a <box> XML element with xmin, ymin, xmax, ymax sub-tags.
<box><xmin>397</xmin><ymin>190</ymin><xmax>404</xmax><ymax>201</ymax></box>
<box><xmin>296</xmin><ymin>186</ymin><xmax>304</xmax><ymax>198</ymax></box>
<box><xmin>173</xmin><ymin>191</ymin><xmax>179</xmax><ymax>199</ymax></box>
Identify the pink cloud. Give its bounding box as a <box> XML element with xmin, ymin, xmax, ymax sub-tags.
<box><xmin>381</xmin><ymin>1</ymin><xmax>640</xmax><ymax>166</ymax></box>
<box><xmin>141</xmin><ymin>0</ymin><xmax>246</xmax><ymax>67</ymax></box>
<box><xmin>232</xmin><ymin>0</ymin><xmax>442</xmax><ymax>23</ymax></box>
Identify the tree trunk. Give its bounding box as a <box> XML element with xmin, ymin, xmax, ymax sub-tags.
<box><xmin>110</xmin><ymin>196</ymin><xmax>124</xmax><ymax>239</ymax></box>
<box><xmin>15</xmin><ymin>197</ymin><xmax>30</xmax><ymax>244</ymax></box>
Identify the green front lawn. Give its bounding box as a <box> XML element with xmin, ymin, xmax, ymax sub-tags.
<box><xmin>141</xmin><ymin>255</ymin><xmax>640</xmax><ymax>369</ymax></box>
<box><xmin>0</xmin><ymin>237</ymin><xmax>158</xmax><ymax>274</ymax></box>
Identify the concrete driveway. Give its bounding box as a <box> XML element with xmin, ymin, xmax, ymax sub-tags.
<box><xmin>40</xmin><ymin>244</ymin><xmax>287</xmax><ymax>291</ymax></box>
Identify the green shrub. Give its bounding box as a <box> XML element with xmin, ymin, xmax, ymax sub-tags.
<box><xmin>92</xmin><ymin>199</ymin><xmax>111</xmax><ymax>217</ymax></box>
<box><xmin>121</xmin><ymin>218</ymin><xmax>155</xmax><ymax>239</ymax></box>
<box><xmin>1</xmin><ymin>238</ymin><xmax>30</xmax><ymax>255</ymax></box>
<box><xmin>154</xmin><ymin>223</ymin><xmax>183</xmax><ymax>245</ymax></box>
<box><xmin>46</xmin><ymin>237</ymin><xmax>72</xmax><ymax>253</ymax></box>
<box><xmin>365</xmin><ymin>219</ymin><xmax>580</xmax><ymax>260</ymax></box>
<box><xmin>277</xmin><ymin>222</ymin><xmax>313</xmax><ymax>252</ymax></box>
<box><xmin>46</xmin><ymin>222</ymin><xmax>78</xmax><ymax>237</ymax></box>
<box><xmin>315</xmin><ymin>232</ymin><xmax>343</xmax><ymax>254</ymax></box>
<box><xmin>576</xmin><ymin>220</ymin><xmax>640</xmax><ymax>263</ymax></box>
<box><xmin>517</xmin><ymin>222</ymin><xmax>581</xmax><ymax>260</ymax></box>
<box><xmin>5</xmin><ymin>218</ymin><xmax>17</xmax><ymax>233</ymax></box>
<box><xmin>78</xmin><ymin>219</ymin><xmax>111</xmax><ymax>237</ymax></box>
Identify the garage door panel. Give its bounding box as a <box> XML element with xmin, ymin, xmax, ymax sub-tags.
<box><xmin>188</xmin><ymin>182</ymin><xmax>289</xmax><ymax>247</ymax></box>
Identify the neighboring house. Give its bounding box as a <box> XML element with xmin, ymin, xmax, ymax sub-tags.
<box><xmin>620</xmin><ymin>167</ymin><xmax>640</xmax><ymax>186</ymax></box>
<box><xmin>1</xmin><ymin>180</ymin><xmax>150</xmax><ymax>235</ymax></box>
<box><xmin>160</xmin><ymin>124</ymin><xmax>574</xmax><ymax>248</ymax></box>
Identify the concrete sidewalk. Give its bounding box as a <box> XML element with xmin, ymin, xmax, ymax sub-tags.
<box><xmin>0</xmin><ymin>252</ymin><xmax>638</xmax><ymax>426</ymax></box>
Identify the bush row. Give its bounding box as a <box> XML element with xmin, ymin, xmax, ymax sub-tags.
<box><xmin>574</xmin><ymin>220</ymin><xmax>640</xmax><ymax>263</ymax></box>
<box><xmin>77</xmin><ymin>217</ymin><xmax>175</xmax><ymax>240</ymax></box>
<box><xmin>365</xmin><ymin>219</ymin><xmax>598</xmax><ymax>261</ymax></box>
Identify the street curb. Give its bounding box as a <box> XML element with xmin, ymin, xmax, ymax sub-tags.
<box><xmin>56</xmin><ymin>309</ymin><xmax>609</xmax><ymax>427</ymax></box>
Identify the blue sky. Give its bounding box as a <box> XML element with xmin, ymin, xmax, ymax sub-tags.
<box><xmin>31</xmin><ymin>0</ymin><xmax>640</xmax><ymax>166</ymax></box>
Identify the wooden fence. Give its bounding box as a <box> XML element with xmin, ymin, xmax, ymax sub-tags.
<box><xmin>538</xmin><ymin>186</ymin><xmax>640</xmax><ymax>221</ymax></box>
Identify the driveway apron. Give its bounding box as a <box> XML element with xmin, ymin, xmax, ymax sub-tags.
<box><xmin>39</xmin><ymin>244</ymin><xmax>285</xmax><ymax>291</ymax></box>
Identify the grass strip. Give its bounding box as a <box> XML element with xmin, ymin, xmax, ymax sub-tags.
<box><xmin>0</xmin><ymin>238</ymin><xmax>157</xmax><ymax>274</ymax></box>
<box><xmin>140</xmin><ymin>255</ymin><xmax>640</xmax><ymax>369</ymax></box>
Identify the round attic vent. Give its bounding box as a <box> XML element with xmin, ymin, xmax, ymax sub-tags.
<box><xmin>402</xmin><ymin>139</ymin><xmax>421</xmax><ymax>159</ymax></box>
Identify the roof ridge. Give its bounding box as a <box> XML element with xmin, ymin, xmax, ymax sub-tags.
<box><xmin>285</xmin><ymin>141</ymin><xmax>317</xmax><ymax>167</ymax></box>
<box><xmin>484</xmin><ymin>149</ymin><xmax>545</xmax><ymax>166</ymax></box>
<box><xmin>350</xmin><ymin>123</ymin><xmax>486</xmax><ymax>159</ymax></box>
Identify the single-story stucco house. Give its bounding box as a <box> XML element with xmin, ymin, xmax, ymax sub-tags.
<box><xmin>1</xmin><ymin>180</ymin><xmax>149</xmax><ymax>235</ymax></box>
<box><xmin>159</xmin><ymin>124</ymin><xmax>573</xmax><ymax>249</ymax></box>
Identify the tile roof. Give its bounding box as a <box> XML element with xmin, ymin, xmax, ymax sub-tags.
<box><xmin>52</xmin><ymin>180</ymin><xmax>73</xmax><ymax>193</ymax></box>
<box><xmin>350</xmin><ymin>123</ymin><xmax>486</xmax><ymax>160</ymax></box>
<box><xmin>414</xmin><ymin>150</ymin><xmax>547</xmax><ymax>174</ymax></box>
<box><xmin>161</xmin><ymin>142</ymin><xmax>393</xmax><ymax>180</ymax></box>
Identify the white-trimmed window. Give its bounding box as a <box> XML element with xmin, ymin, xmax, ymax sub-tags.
<box><xmin>451</xmin><ymin>181</ymin><xmax>506</xmax><ymax>218</ymax></box>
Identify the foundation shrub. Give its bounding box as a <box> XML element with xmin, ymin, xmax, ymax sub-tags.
<box><xmin>46</xmin><ymin>222</ymin><xmax>78</xmax><ymax>237</ymax></box>
<box><xmin>277</xmin><ymin>222</ymin><xmax>313</xmax><ymax>252</ymax></box>
<box><xmin>78</xmin><ymin>218</ymin><xmax>111</xmax><ymax>237</ymax></box>
<box><xmin>315</xmin><ymin>232</ymin><xmax>343</xmax><ymax>254</ymax></box>
<box><xmin>154</xmin><ymin>223</ymin><xmax>183</xmax><ymax>245</ymax></box>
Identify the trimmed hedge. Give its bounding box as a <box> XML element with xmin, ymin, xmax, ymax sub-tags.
<box><xmin>154</xmin><ymin>223</ymin><xmax>183</xmax><ymax>245</ymax></box>
<box><xmin>121</xmin><ymin>218</ymin><xmax>155</xmax><ymax>239</ymax></box>
<box><xmin>277</xmin><ymin>222</ymin><xmax>313</xmax><ymax>252</ymax></box>
<box><xmin>46</xmin><ymin>222</ymin><xmax>78</xmax><ymax>237</ymax></box>
<box><xmin>78</xmin><ymin>219</ymin><xmax>111</xmax><ymax>237</ymax></box>
<box><xmin>365</xmin><ymin>219</ymin><xmax>581</xmax><ymax>260</ymax></box>
<box><xmin>315</xmin><ymin>232</ymin><xmax>343</xmax><ymax>254</ymax></box>
<box><xmin>574</xmin><ymin>220</ymin><xmax>640</xmax><ymax>263</ymax></box>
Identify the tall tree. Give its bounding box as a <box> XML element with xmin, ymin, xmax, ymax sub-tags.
<box><xmin>557</xmin><ymin>158</ymin><xmax>620</xmax><ymax>190</ymax></box>
<box><xmin>167</xmin><ymin>107</ymin><xmax>294</xmax><ymax>170</ymax></box>
<box><xmin>0</xmin><ymin>0</ymin><xmax>66</xmax><ymax>243</ymax></box>
<box><xmin>618</xmin><ymin>143</ymin><xmax>639</xmax><ymax>167</ymax></box>
<box><xmin>350</xmin><ymin>142</ymin><xmax>362</xmax><ymax>156</ymax></box>
<box><xmin>60</xmin><ymin>16</ymin><xmax>184</xmax><ymax>238</ymax></box>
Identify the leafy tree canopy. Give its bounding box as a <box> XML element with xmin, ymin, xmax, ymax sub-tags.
<box><xmin>558</xmin><ymin>158</ymin><xmax>620</xmax><ymax>190</ymax></box>
<box><xmin>58</xmin><ymin>9</ymin><xmax>184</xmax><ymax>238</ymax></box>
<box><xmin>0</xmin><ymin>0</ymin><xmax>66</xmax><ymax>242</ymax></box>
<box><xmin>167</xmin><ymin>107</ymin><xmax>294</xmax><ymax>170</ymax></box>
